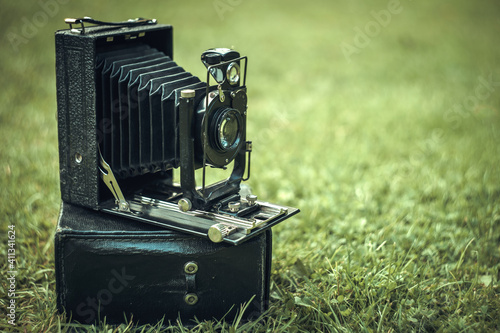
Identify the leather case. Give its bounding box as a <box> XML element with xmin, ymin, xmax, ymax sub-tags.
<box><xmin>55</xmin><ymin>202</ymin><xmax>272</xmax><ymax>325</ymax></box>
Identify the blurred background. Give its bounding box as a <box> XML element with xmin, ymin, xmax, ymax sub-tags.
<box><xmin>0</xmin><ymin>0</ymin><xmax>499</xmax><ymax>330</ymax></box>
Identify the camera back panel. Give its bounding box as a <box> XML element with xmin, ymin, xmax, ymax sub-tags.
<box><xmin>56</xmin><ymin>24</ymin><xmax>175</xmax><ymax>208</ymax></box>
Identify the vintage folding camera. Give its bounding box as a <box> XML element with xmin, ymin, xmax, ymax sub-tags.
<box><xmin>56</xmin><ymin>18</ymin><xmax>299</xmax><ymax>245</ymax></box>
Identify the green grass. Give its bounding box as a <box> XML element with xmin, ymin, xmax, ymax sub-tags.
<box><xmin>1</xmin><ymin>0</ymin><xmax>499</xmax><ymax>331</ymax></box>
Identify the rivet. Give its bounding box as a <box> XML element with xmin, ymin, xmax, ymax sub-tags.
<box><xmin>184</xmin><ymin>261</ymin><xmax>198</xmax><ymax>274</ymax></box>
<box><xmin>184</xmin><ymin>293</ymin><xmax>198</xmax><ymax>305</ymax></box>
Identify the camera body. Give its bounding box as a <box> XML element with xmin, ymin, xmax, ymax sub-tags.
<box><xmin>56</xmin><ymin>20</ymin><xmax>298</xmax><ymax>245</ymax></box>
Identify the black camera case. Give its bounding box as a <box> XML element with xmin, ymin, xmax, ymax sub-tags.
<box><xmin>55</xmin><ymin>202</ymin><xmax>272</xmax><ymax>325</ymax></box>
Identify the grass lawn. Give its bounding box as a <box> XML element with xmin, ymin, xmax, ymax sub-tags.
<box><xmin>1</xmin><ymin>0</ymin><xmax>499</xmax><ymax>331</ymax></box>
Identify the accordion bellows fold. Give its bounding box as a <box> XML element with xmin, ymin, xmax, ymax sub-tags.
<box><xmin>96</xmin><ymin>44</ymin><xmax>206</xmax><ymax>178</ymax></box>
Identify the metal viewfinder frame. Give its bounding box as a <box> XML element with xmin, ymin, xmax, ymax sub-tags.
<box><xmin>202</xmin><ymin>56</ymin><xmax>249</xmax><ymax>196</ymax></box>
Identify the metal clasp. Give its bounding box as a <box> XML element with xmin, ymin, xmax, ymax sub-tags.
<box><xmin>65</xmin><ymin>18</ymin><xmax>85</xmax><ymax>34</ymax></box>
<box><xmin>217</xmin><ymin>84</ymin><xmax>225</xmax><ymax>102</ymax></box>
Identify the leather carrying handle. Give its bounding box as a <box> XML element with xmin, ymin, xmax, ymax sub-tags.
<box><xmin>64</xmin><ymin>17</ymin><xmax>157</xmax><ymax>34</ymax></box>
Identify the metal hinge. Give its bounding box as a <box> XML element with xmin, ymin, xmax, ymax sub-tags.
<box><xmin>98</xmin><ymin>148</ymin><xmax>130</xmax><ymax>212</ymax></box>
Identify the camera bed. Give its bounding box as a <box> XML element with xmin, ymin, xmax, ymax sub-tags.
<box><xmin>100</xmin><ymin>186</ymin><xmax>299</xmax><ymax>245</ymax></box>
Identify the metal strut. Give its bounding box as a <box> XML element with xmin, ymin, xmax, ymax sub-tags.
<box><xmin>98</xmin><ymin>147</ymin><xmax>130</xmax><ymax>212</ymax></box>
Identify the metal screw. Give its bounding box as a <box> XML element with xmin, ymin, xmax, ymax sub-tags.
<box><xmin>184</xmin><ymin>293</ymin><xmax>198</xmax><ymax>305</ymax></box>
<box><xmin>184</xmin><ymin>261</ymin><xmax>198</xmax><ymax>274</ymax></box>
<box><xmin>228</xmin><ymin>201</ymin><xmax>241</xmax><ymax>213</ymax></box>
<box><xmin>246</xmin><ymin>194</ymin><xmax>258</xmax><ymax>206</ymax></box>
<box><xmin>119</xmin><ymin>201</ymin><xmax>130</xmax><ymax>211</ymax></box>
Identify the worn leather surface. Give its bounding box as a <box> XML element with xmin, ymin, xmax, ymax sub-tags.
<box><xmin>55</xmin><ymin>202</ymin><xmax>272</xmax><ymax>325</ymax></box>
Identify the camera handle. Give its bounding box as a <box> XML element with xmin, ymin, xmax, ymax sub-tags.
<box><xmin>64</xmin><ymin>17</ymin><xmax>157</xmax><ymax>35</ymax></box>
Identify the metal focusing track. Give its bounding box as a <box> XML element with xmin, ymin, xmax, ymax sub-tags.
<box><xmin>101</xmin><ymin>194</ymin><xmax>299</xmax><ymax>245</ymax></box>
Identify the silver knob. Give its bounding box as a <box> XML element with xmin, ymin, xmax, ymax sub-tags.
<box><xmin>178</xmin><ymin>198</ymin><xmax>192</xmax><ymax>212</ymax></box>
<box><xmin>228</xmin><ymin>201</ymin><xmax>241</xmax><ymax>212</ymax></box>
<box><xmin>181</xmin><ymin>89</ymin><xmax>195</xmax><ymax>98</ymax></box>
<box><xmin>208</xmin><ymin>223</ymin><xmax>236</xmax><ymax>243</ymax></box>
<box><xmin>208</xmin><ymin>224</ymin><xmax>227</xmax><ymax>243</ymax></box>
<box><xmin>246</xmin><ymin>194</ymin><xmax>258</xmax><ymax>206</ymax></box>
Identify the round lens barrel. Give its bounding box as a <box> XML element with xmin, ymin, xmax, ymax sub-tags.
<box><xmin>218</xmin><ymin>111</ymin><xmax>239</xmax><ymax>149</ymax></box>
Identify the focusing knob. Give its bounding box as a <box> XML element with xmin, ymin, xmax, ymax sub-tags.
<box><xmin>208</xmin><ymin>223</ymin><xmax>236</xmax><ymax>243</ymax></box>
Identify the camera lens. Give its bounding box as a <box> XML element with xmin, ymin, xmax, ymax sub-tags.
<box><xmin>195</xmin><ymin>99</ymin><xmax>245</xmax><ymax>168</ymax></box>
<box><xmin>216</xmin><ymin>109</ymin><xmax>240</xmax><ymax>150</ymax></box>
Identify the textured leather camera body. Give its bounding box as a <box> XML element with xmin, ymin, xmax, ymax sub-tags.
<box><xmin>55</xmin><ymin>202</ymin><xmax>272</xmax><ymax>325</ymax></box>
<box><xmin>56</xmin><ymin>23</ymin><xmax>174</xmax><ymax>209</ymax></box>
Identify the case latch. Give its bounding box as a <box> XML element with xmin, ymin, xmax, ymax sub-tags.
<box><xmin>184</xmin><ymin>261</ymin><xmax>198</xmax><ymax>305</ymax></box>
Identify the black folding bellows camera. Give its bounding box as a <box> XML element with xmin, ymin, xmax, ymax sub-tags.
<box><xmin>56</xmin><ymin>18</ymin><xmax>298</xmax><ymax>245</ymax></box>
